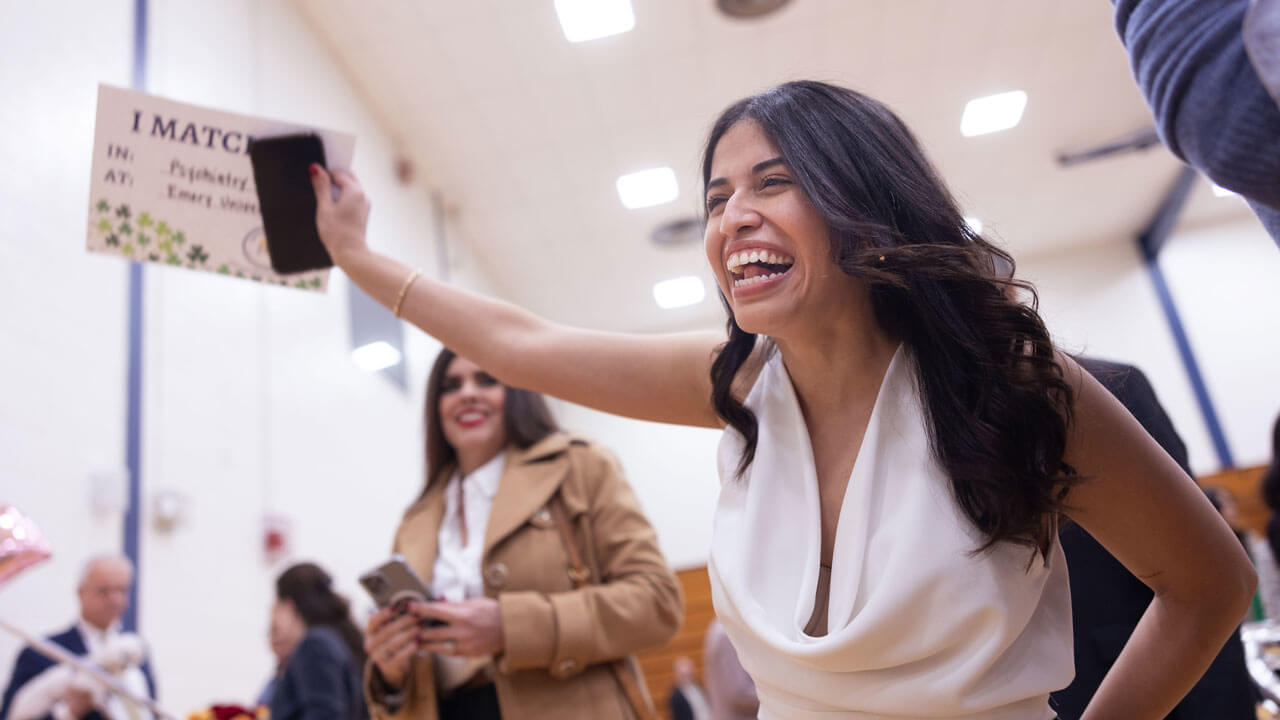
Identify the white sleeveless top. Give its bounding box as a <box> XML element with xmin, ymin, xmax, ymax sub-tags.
<box><xmin>708</xmin><ymin>346</ymin><xmax>1073</xmax><ymax>720</ymax></box>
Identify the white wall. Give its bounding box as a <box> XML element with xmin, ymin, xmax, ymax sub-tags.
<box><xmin>0</xmin><ymin>0</ymin><xmax>135</xmax><ymax>699</ymax></box>
<box><xmin>0</xmin><ymin>0</ymin><xmax>486</xmax><ymax>712</ymax></box>
<box><xmin>1021</xmin><ymin>217</ymin><xmax>1280</xmax><ymax>475</ymax></box>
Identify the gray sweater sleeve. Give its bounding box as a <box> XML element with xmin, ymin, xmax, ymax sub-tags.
<box><xmin>1113</xmin><ymin>0</ymin><xmax>1280</xmax><ymax>238</ymax></box>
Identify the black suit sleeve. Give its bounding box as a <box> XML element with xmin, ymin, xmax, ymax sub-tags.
<box><xmin>668</xmin><ymin>689</ymin><xmax>694</xmax><ymax>720</ymax></box>
<box><xmin>2</xmin><ymin>647</ymin><xmax>58</xmax><ymax>720</ymax></box>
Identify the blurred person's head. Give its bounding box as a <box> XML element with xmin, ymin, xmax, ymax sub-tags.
<box><xmin>78</xmin><ymin>555</ymin><xmax>133</xmax><ymax>631</ymax></box>
<box><xmin>424</xmin><ymin>348</ymin><xmax>559</xmax><ymax>485</ymax></box>
<box><xmin>673</xmin><ymin>656</ymin><xmax>698</xmax><ymax>686</ymax></box>
<box><xmin>274</xmin><ymin>562</ymin><xmax>366</xmax><ymax>667</ymax></box>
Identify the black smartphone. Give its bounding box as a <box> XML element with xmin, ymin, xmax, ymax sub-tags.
<box><xmin>247</xmin><ymin>133</ymin><xmax>334</xmax><ymax>275</ymax></box>
<box><xmin>358</xmin><ymin>555</ymin><xmax>447</xmax><ymax>627</ymax></box>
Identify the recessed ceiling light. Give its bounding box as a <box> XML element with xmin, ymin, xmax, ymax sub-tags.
<box><xmin>1211</xmin><ymin>182</ymin><xmax>1239</xmax><ymax>198</ymax></box>
<box><xmin>961</xmin><ymin>91</ymin><xmax>1028</xmax><ymax>137</ymax></box>
<box><xmin>352</xmin><ymin>341</ymin><xmax>402</xmax><ymax>371</ymax></box>
<box><xmin>964</xmin><ymin>216</ymin><xmax>983</xmax><ymax>235</ymax></box>
<box><xmin>653</xmin><ymin>276</ymin><xmax>705</xmax><ymax>309</ymax></box>
<box><xmin>617</xmin><ymin>167</ymin><xmax>679</xmax><ymax>209</ymax></box>
<box><xmin>554</xmin><ymin>0</ymin><xmax>635</xmax><ymax>43</ymax></box>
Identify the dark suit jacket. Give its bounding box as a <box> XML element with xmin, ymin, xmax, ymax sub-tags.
<box><xmin>668</xmin><ymin>687</ymin><xmax>694</xmax><ymax>720</ymax></box>
<box><xmin>0</xmin><ymin>625</ymin><xmax>157</xmax><ymax>720</ymax></box>
<box><xmin>1049</xmin><ymin>357</ymin><xmax>1254</xmax><ymax>720</ymax></box>
<box><xmin>268</xmin><ymin>627</ymin><xmax>363</xmax><ymax>720</ymax></box>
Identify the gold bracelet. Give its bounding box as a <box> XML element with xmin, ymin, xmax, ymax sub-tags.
<box><xmin>392</xmin><ymin>267</ymin><xmax>423</xmax><ymax>318</ymax></box>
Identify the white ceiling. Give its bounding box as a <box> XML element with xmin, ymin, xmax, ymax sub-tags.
<box><xmin>297</xmin><ymin>0</ymin><xmax>1254</xmax><ymax>332</ymax></box>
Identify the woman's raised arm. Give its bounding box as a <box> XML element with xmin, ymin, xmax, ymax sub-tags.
<box><xmin>312</xmin><ymin>167</ymin><xmax>724</xmax><ymax>428</ymax></box>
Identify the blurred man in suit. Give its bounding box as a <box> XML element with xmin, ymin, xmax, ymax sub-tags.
<box><xmin>1</xmin><ymin>555</ymin><xmax>157</xmax><ymax>720</ymax></box>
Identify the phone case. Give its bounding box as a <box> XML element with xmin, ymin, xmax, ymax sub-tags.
<box><xmin>358</xmin><ymin>556</ymin><xmax>447</xmax><ymax>626</ymax></box>
<box><xmin>247</xmin><ymin>133</ymin><xmax>334</xmax><ymax>275</ymax></box>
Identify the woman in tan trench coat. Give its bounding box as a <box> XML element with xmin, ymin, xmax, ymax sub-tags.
<box><xmin>363</xmin><ymin>347</ymin><xmax>683</xmax><ymax>720</ymax></box>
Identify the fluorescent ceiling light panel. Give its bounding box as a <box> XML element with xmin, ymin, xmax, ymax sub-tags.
<box><xmin>352</xmin><ymin>341</ymin><xmax>402</xmax><ymax>371</ymax></box>
<box><xmin>653</xmin><ymin>276</ymin><xmax>705</xmax><ymax>309</ymax></box>
<box><xmin>1211</xmin><ymin>182</ymin><xmax>1239</xmax><ymax>198</ymax></box>
<box><xmin>964</xmin><ymin>216</ymin><xmax>983</xmax><ymax>235</ymax></box>
<box><xmin>961</xmin><ymin>90</ymin><xmax>1028</xmax><ymax>137</ymax></box>
<box><xmin>617</xmin><ymin>167</ymin><xmax>679</xmax><ymax>209</ymax></box>
<box><xmin>555</xmin><ymin>0</ymin><xmax>635</xmax><ymax>43</ymax></box>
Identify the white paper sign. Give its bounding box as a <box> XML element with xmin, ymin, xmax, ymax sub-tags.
<box><xmin>86</xmin><ymin>84</ymin><xmax>355</xmax><ymax>291</ymax></box>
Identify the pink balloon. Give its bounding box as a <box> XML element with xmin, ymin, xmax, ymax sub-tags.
<box><xmin>0</xmin><ymin>506</ymin><xmax>52</xmax><ymax>587</ymax></box>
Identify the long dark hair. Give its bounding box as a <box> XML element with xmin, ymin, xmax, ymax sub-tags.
<box><xmin>703</xmin><ymin>81</ymin><xmax>1076</xmax><ymax>557</ymax></box>
<box><xmin>1263</xmin><ymin>415</ymin><xmax>1280</xmax><ymax>559</ymax></box>
<box><xmin>423</xmin><ymin>347</ymin><xmax>560</xmax><ymax>491</ymax></box>
<box><xmin>275</xmin><ymin>562</ymin><xmax>367</xmax><ymax>669</ymax></box>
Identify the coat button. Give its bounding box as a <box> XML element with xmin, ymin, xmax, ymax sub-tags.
<box><xmin>484</xmin><ymin>562</ymin><xmax>509</xmax><ymax>589</ymax></box>
<box><xmin>557</xmin><ymin>658</ymin><xmax>577</xmax><ymax>675</ymax></box>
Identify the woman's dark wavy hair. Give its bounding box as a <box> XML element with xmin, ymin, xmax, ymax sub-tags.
<box><xmin>1262</xmin><ymin>414</ymin><xmax>1280</xmax><ymax>559</ymax></box>
<box><xmin>275</xmin><ymin>562</ymin><xmax>367</xmax><ymax>670</ymax></box>
<box><xmin>703</xmin><ymin>81</ymin><xmax>1076</xmax><ymax>557</ymax></box>
<box><xmin>422</xmin><ymin>347</ymin><xmax>560</xmax><ymax>492</ymax></box>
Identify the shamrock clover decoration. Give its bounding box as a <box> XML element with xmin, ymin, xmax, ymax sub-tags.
<box><xmin>96</xmin><ymin>200</ymin><xmax>110</xmax><ymax>213</ymax></box>
<box><xmin>137</xmin><ymin>233</ymin><xmax>151</xmax><ymax>247</ymax></box>
<box><xmin>156</xmin><ymin>221</ymin><xmax>171</xmax><ymax>236</ymax></box>
<box><xmin>115</xmin><ymin>204</ymin><xmax>130</xmax><ymax>219</ymax></box>
<box><xmin>119</xmin><ymin>222</ymin><xmax>132</xmax><ymax>236</ymax></box>
<box><xmin>97</xmin><ymin>219</ymin><xmax>112</xmax><ymax>234</ymax></box>
<box><xmin>173</xmin><ymin>231</ymin><xmax>186</xmax><ymax>245</ymax></box>
<box><xmin>138</xmin><ymin>212</ymin><xmax>153</xmax><ymax>228</ymax></box>
<box><xmin>106</xmin><ymin>234</ymin><xmax>120</xmax><ymax>247</ymax></box>
<box><xmin>187</xmin><ymin>244</ymin><xmax>209</xmax><ymax>265</ymax></box>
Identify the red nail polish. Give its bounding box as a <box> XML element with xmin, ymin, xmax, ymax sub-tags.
<box><xmin>308</xmin><ymin>164</ymin><xmax>320</xmax><ymax>177</ymax></box>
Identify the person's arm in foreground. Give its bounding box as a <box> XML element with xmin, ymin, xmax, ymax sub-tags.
<box><xmin>1113</xmin><ymin>0</ymin><xmax>1280</xmax><ymax>211</ymax></box>
<box><xmin>1060</xmin><ymin>354</ymin><xmax>1256</xmax><ymax>720</ymax></box>
<box><xmin>311</xmin><ymin>167</ymin><xmax>723</xmax><ymax>429</ymax></box>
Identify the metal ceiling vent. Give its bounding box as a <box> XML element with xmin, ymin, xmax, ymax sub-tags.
<box><xmin>651</xmin><ymin>217</ymin><xmax>703</xmax><ymax>247</ymax></box>
<box><xmin>716</xmin><ymin>0</ymin><xmax>792</xmax><ymax>19</ymax></box>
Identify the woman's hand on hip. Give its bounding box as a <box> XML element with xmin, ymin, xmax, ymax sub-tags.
<box><xmin>414</xmin><ymin>598</ymin><xmax>505</xmax><ymax>658</ymax></box>
<box><xmin>310</xmin><ymin>165</ymin><xmax>370</xmax><ymax>266</ymax></box>
<box><xmin>364</xmin><ymin>605</ymin><xmax>421</xmax><ymax>690</ymax></box>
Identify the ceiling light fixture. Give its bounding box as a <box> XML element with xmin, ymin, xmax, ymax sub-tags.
<box><xmin>653</xmin><ymin>276</ymin><xmax>705</xmax><ymax>309</ymax></box>
<box><xmin>961</xmin><ymin>90</ymin><xmax>1028</xmax><ymax>137</ymax></box>
<box><xmin>352</xmin><ymin>341</ymin><xmax>402</xmax><ymax>371</ymax></box>
<box><xmin>617</xmin><ymin>167</ymin><xmax>679</xmax><ymax>209</ymax></box>
<box><xmin>554</xmin><ymin>0</ymin><xmax>635</xmax><ymax>43</ymax></box>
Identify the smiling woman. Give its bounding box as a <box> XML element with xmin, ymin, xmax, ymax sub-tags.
<box><xmin>358</xmin><ymin>348</ymin><xmax>681</xmax><ymax>720</ymax></box>
<box><xmin>310</xmin><ymin>80</ymin><xmax>1256</xmax><ymax>720</ymax></box>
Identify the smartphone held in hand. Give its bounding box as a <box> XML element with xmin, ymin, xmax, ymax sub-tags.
<box><xmin>247</xmin><ymin>133</ymin><xmax>333</xmax><ymax>274</ymax></box>
<box><xmin>359</xmin><ymin>555</ymin><xmax>447</xmax><ymax>627</ymax></box>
